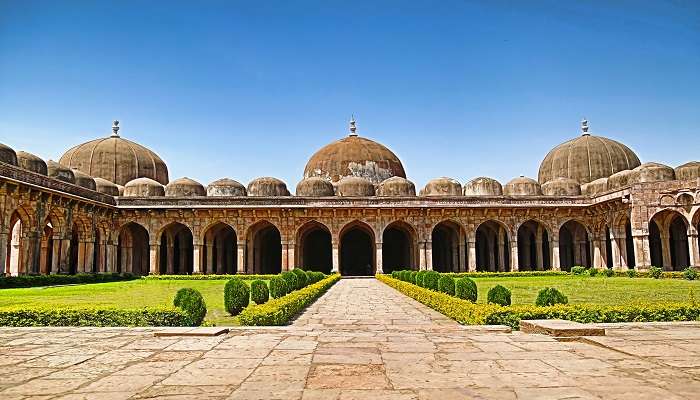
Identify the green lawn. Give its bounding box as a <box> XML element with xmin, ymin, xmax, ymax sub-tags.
<box><xmin>0</xmin><ymin>279</ymin><xmax>267</xmax><ymax>326</ymax></box>
<box><xmin>471</xmin><ymin>275</ymin><xmax>700</xmax><ymax>305</ymax></box>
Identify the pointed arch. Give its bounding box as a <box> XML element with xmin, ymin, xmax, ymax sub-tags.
<box><xmin>246</xmin><ymin>220</ymin><xmax>282</xmax><ymax>274</ymax></box>
<box><xmin>382</xmin><ymin>220</ymin><xmax>418</xmax><ymax>273</ymax></box>
<box><xmin>118</xmin><ymin>222</ymin><xmax>150</xmax><ymax>275</ymax></box>
<box><xmin>158</xmin><ymin>222</ymin><xmax>194</xmax><ymax>275</ymax></box>
<box><xmin>517</xmin><ymin>219</ymin><xmax>551</xmax><ymax>271</ymax></box>
<box><xmin>296</xmin><ymin>220</ymin><xmax>332</xmax><ymax>274</ymax></box>
<box><xmin>339</xmin><ymin>220</ymin><xmax>376</xmax><ymax>276</ymax></box>
<box><xmin>650</xmin><ymin>209</ymin><xmax>690</xmax><ymax>270</ymax></box>
<box><xmin>475</xmin><ymin>220</ymin><xmax>510</xmax><ymax>272</ymax></box>
<box><xmin>431</xmin><ymin>219</ymin><xmax>464</xmax><ymax>273</ymax></box>
<box><xmin>559</xmin><ymin>219</ymin><xmax>591</xmax><ymax>271</ymax></box>
<box><xmin>202</xmin><ymin>222</ymin><xmax>237</xmax><ymax>274</ymax></box>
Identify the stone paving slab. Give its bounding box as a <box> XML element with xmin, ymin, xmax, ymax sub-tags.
<box><xmin>520</xmin><ymin>319</ymin><xmax>606</xmax><ymax>337</ymax></box>
<box><xmin>1</xmin><ymin>278</ymin><xmax>699</xmax><ymax>399</ymax></box>
<box><xmin>154</xmin><ymin>327</ymin><xmax>230</xmax><ymax>337</ymax></box>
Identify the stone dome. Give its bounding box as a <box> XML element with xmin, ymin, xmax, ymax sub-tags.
<box><xmin>59</xmin><ymin>120</ymin><xmax>169</xmax><ymax>186</ymax></box>
<box><xmin>376</xmin><ymin>176</ymin><xmax>416</xmax><ymax>197</ymax></box>
<box><xmin>93</xmin><ymin>177</ymin><xmax>120</xmax><ymax>196</ymax></box>
<box><xmin>608</xmin><ymin>169</ymin><xmax>639</xmax><ymax>190</ymax></box>
<box><xmin>336</xmin><ymin>176</ymin><xmax>376</xmax><ymax>197</ymax></box>
<box><xmin>16</xmin><ymin>151</ymin><xmax>47</xmax><ymax>175</ymax></box>
<box><xmin>207</xmin><ymin>178</ymin><xmax>247</xmax><ymax>197</ymax></box>
<box><xmin>123</xmin><ymin>177</ymin><xmax>165</xmax><ymax>197</ymax></box>
<box><xmin>504</xmin><ymin>176</ymin><xmax>542</xmax><ymax>196</ymax></box>
<box><xmin>303</xmin><ymin>119</ymin><xmax>406</xmax><ymax>185</ymax></box>
<box><xmin>675</xmin><ymin>162</ymin><xmax>700</xmax><ymax>181</ymax></box>
<box><xmin>248</xmin><ymin>177</ymin><xmax>290</xmax><ymax>197</ymax></box>
<box><xmin>463</xmin><ymin>177</ymin><xmax>503</xmax><ymax>196</ymax></box>
<box><xmin>421</xmin><ymin>177</ymin><xmax>462</xmax><ymax>196</ymax></box>
<box><xmin>634</xmin><ymin>162</ymin><xmax>675</xmax><ymax>183</ymax></box>
<box><xmin>47</xmin><ymin>160</ymin><xmax>75</xmax><ymax>184</ymax></box>
<box><xmin>71</xmin><ymin>169</ymin><xmax>97</xmax><ymax>191</ymax></box>
<box><xmin>296</xmin><ymin>177</ymin><xmax>335</xmax><ymax>197</ymax></box>
<box><xmin>165</xmin><ymin>177</ymin><xmax>206</xmax><ymax>197</ymax></box>
<box><xmin>541</xmin><ymin>177</ymin><xmax>581</xmax><ymax>196</ymax></box>
<box><xmin>0</xmin><ymin>143</ymin><xmax>17</xmax><ymax>166</ymax></box>
<box><xmin>538</xmin><ymin>120</ymin><xmax>641</xmax><ymax>185</ymax></box>
<box><xmin>581</xmin><ymin>177</ymin><xmax>608</xmax><ymax>196</ymax></box>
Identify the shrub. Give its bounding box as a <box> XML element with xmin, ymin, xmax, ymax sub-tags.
<box><xmin>438</xmin><ymin>275</ymin><xmax>455</xmax><ymax>296</ymax></box>
<box><xmin>0</xmin><ymin>307</ymin><xmax>190</xmax><ymax>327</ymax></box>
<box><xmin>649</xmin><ymin>266</ymin><xmax>663</xmax><ymax>279</ymax></box>
<box><xmin>415</xmin><ymin>271</ymin><xmax>426</xmax><ymax>287</ymax></box>
<box><xmin>626</xmin><ymin>269</ymin><xmax>637</xmax><ymax>278</ymax></box>
<box><xmin>602</xmin><ymin>268</ymin><xmax>614</xmax><ymax>277</ymax></box>
<box><xmin>535</xmin><ymin>287</ymin><xmax>568</xmax><ymax>307</ymax></box>
<box><xmin>682</xmin><ymin>267</ymin><xmax>698</xmax><ymax>281</ymax></box>
<box><xmin>291</xmin><ymin>268</ymin><xmax>307</xmax><ymax>289</ymax></box>
<box><xmin>269</xmin><ymin>276</ymin><xmax>288</xmax><ymax>299</ymax></box>
<box><xmin>391</xmin><ymin>271</ymin><xmax>399</xmax><ymax>279</ymax></box>
<box><xmin>401</xmin><ymin>270</ymin><xmax>410</xmax><ymax>282</ymax></box>
<box><xmin>281</xmin><ymin>271</ymin><xmax>298</xmax><ymax>292</ymax></box>
<box><xmin>455</xmin><ymin>277</ymin><xmax>477</xmax><ymax>302</ymax></box>
<box><xmin>409</xmin><ymin>271</ymin><xmax>417</xmax><ymax>284</ymax></box>
<box><xmin>571</xmin><ymin>266</ymin><xmax>587</xmax><ymax>275</ymax></box>
<box><xmin>487</xmin><ymin>285</ymin><xmax>511</xmax><ymax>306</ymax></box>
<box><xmin>423</xmin><ymin>271</ymin><xmax>440</xmax><ymax>290</ymax></box>
<box><xmin>250</xmin><ymin>280</ymin><xmax>269</xmax><ymax>304</ymax></box>
<box><xmin>172</xmin><ymin>288</ymin><xmax>207</xmax><ymax>326</ymax></box>
<box><xmin>306</xmin><ymin>271</ymin><xmax>325</xmax><ymax>284</ymax></box>
<box><xmin>588</xmin><ymin>267</ymin><xmax>598</xmax><ymax>277</ymax></box>
<box><xmin>0</xmin><ymin>273</ymin><xmax>136</xmax><ymax>289</ymax></box>
<box><xmin>224</xmin><ymin>278</ymin><xmax>249</xmax><ymax>316</ymax></box>
<box><xmin>145</xmin><ymin>274</ymin><xmax>276</xmax><ymax>281</ymax></box>
<box><xmin>239</xmin><ymin>274</ymin><xmax>340</xmax><ymax>325</ymax></box>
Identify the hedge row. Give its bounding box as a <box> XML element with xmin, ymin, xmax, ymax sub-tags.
<box><xmin>144</xmin><ymin>274</ymin><xmax>278</xmax><ymax>281</ymax></box>
<box><xmin>377</xmin><ymin>274</ymin><xmax>700</xmax><ymax>329</ymax></box>
<box><xmin>441</xmin><ymin>269</ymin><xmax>689</xmax><ymax>280</ymax></box>
<box><xmin>0</xmin><ymin>307</ymin><xmax>191</xmax><ymax>327</ymax></box>
<box><xmin>0</xmin><ymin>273</ymin><xmax>138</xmax><ymax>289</ymax></box>
<box><xmin>239</xmin><ymin>274</ymin><xmax>340</xmax><ymax>325</ymax></box>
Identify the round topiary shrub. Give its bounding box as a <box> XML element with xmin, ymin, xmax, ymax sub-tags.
<box><xmin>415</xmin><ymin>270</ymin><xmax>425</xmax><ymax>287</ymax></box>
<box><xmin>588</xmin><ymin>267</ymin><xmax>598</xmax><ymax>277</ymax></box>
<box><xmin>438</xmin><ymin>275</ymin><xmax>455</xmax><ymax>296</ymax></box>
<box><xmin>455</xmin><ymin>277</ymin><xmax>477</xmax><ymax>302</ymax></box>
<box><xmin>535</xmin><ymin>287</ymin><xmax>568</xmax><ymax>306</ymax></box>
<box><xmin>626</xmin><ymin>269</ymin><xmax>637</xmax><ymax>278</ymax></box>
<box><xmin>423</xmin><ymin>271</ymin><xmax>439</xmax><ymax>290</ymax></box>
<box><xmin>649</xmin><ymin>266</ymin><xmax>663</xmax><ymax>279</ymax></box>
<box><xmin>269</xmin><ymin>276</ymin><xmax>288</xmax><ymax>298</ymax></box>
<box><xmin>487</xmin><ymin>285</ymin><xmax>511</xmax><ymax>306</ymax></box>
<box><xmin>250</xmin><ymin>280</ymin><xmax>269</xmax><ymax>304</ymax></box>
<box><xmin>402</xmin><ymin>270</ymin><xmax>410</xmax><ymax>281</ymax></box>
<box><xmin>291</xmin><ymin>268</ymin><xmax>307</xmax><ymax>289</ymax></box>
<box><xmin>391</xmin><ymin>271</ymin><xmax>399</xmax><ymax>279</ymax></box>
<box><xmin>314</xmin><ymin>271</ymin><xmax>326</xmax><ymax>283</ymax></box>
<box><xmin>173</xmin><ymin>287</ymin><xmax>207</xmax><ymax>326</ymax></box>
<box><xmin>409</xmin><ymin>271</ymin><xmax>417</xmax><ymax>284</ymax></box>
<box><xmin>281</xmin><ymin>271</ymin><xmax>298</xmax><ymax>292</ymax></box>
<box><xmin>682</xmin><ymin>267</ymin><xmax>698</xmax><ymax>281</ymax></box>
<box><xmin>224</xmin><ymin>278</ymin><xmax>249</xmax><ymax>316</ymax></box>
<box><xmin>571</xmin><ymin>266</ymin><xmax>587</xmax><ymax>275</ymax></box>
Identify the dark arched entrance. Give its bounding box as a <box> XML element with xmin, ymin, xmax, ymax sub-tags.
<box><xmin>431</xmin><ymin>221</ymin><xmax>461</xmax><ymax>272</ymax></box>
<box><xmin>203</xmin><ymin>223</ymin><xmax>237</xmax><ymax>274</ymax></box>
<box><xmin>340</xmin><ymin>223</ymin><xmax>374</xmax><ymax>276</ymax></box>
<box><xmin>159</xmin><ymin>223</ymin><xmax>194</xmax><ymax>275</ymax></box>
<box><xmin>249</xmin><ymin>223</ymin><xmax>282</xmax><ymax>275</ymax></box>
<box><xmin>476</xmin><ymin>220</ymin><xmax>510</xmax><ymax>272</ymax></box>
<box><xmin>117</xmin><ymin>222</ymin><xmax>150</xmax><ymax>275</ymax></box>
<box><xmin>517</xmin><ymin>220</ymin><xmax>550</xmax><ymax>271</ymax></box>
<box><xmin>559</xmin><ymin>220</ymin><xmax>590</xmax><ymax>271</ymax></box>
<box><xmin>382</xmin><ymin>222</ymin><xmax>415</xmax><ymax>273</ymax></box>
<box><xmin>297</xmin><ymin>222</ymin><xmax>332</xmax><ymax>274</ymax></box>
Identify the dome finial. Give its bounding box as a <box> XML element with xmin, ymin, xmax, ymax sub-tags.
<box><xmin>111</xmin><ymin>120</ymin><xmax>120</xmax><ymax>137</ymax></box>
<box><xmin>581</xmin><ymin>118</ymin><xmax>589</xmax><ymax>135</ymax></box>
<box><xmin>349</xmin><ymin>114</ymin><xmax>357</xmax><ymax>137</ymax></box>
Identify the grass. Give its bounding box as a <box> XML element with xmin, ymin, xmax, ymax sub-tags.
<box><xmin>470</xmin><ymin>275</ymin><xmax>700</xmax><ymax>305</ymax></box>
<box><xmin>0</xmin><ymin>279</ymin><xmax>268</xmax><ymax>326</ymax></box>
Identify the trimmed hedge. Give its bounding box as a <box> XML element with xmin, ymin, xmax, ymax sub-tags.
<box><xmin>487</xmin><ymin>285</ymin><xmax>511</xmax><ymax>306</ymax></box>
<box><xmin>291</xmin><ymin>268</ymin><xmax>308</xmax><ymax>289</ymax></box>
<box><xmin>0</xmin><ymin>307</ymin><xmax>190</xmax><ymax>327</ymax></box>
<box><xmin>445</xmin><ymin>269</ymin><xmax>687</xmax><ymax>280</ymax></box>
<box><xmin>683</xmin><ymin>267</ymin><xmax>698</xmax><ymax>281</ymax></box>
<box><xmin>173</xmin><ymin>287</ymin><xmax>207</xmax><ymax>326</ymax></box>
<box><xmin>281</xmin><ymin>271</ymin><xmax>298</xmax><ymax>292</ymax></box>
<box><xmin>239</xmin><ymin>274</ymin><xmax>341</xmax><ymax>326</ymax></box>
<box><xmin>377</xmin><ymin>274</ymin><xmax>700</xmax><ymax>329</ymax></box>
<box><xmin>269</xmin><ymin>276</ymin><xmax>288</xmax><ymax>299</ymax></box>
<box><xmin>144</xmin><ymin>274</ymin><xmax>276</xmax><ymax>281</ymax></box>
<box><xmin>0</xmin><ymin>273</ymin><xmax>136</xmax><ymax>289</ymax></box>
<box><xmin>416</xmin><ymin>270</ymin><xmax>426</xmax><ymax>287</ymax></box>
<box><xmin>438</xmin><ymin>275</ymin><xmax>455</xmax><ymax>296</ymax></box>
<box><xmin>250</xmin><ymin>280</ymin><xmax>269</xmax><ymax>305</ymax></box>
<box><xmin>455</xmin><ymin>277</ymin><xmax>477</xmax><ymax>302</ymax></box>
<box><xmin>423</xmin><ymin>271</ymin><xmax>439</xmax><ymax>290</ymax></box>
<box><xmin>306</xmin><ymin>271</ymin><xmax>325</xmax><ymax>284</ymax></box>
<box><xmin>224</xmin><ymin>278</ymin><xmax>249</xmax><ymax>316</ymax></box>
<box><xmin>535</xmin><ymin>287</ymin><xmax>568</xmax><ymax>307</ymax></box>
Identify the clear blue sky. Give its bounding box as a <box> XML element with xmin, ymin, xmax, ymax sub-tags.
<box><xmin>1</xmin><ymin>0</ymin><xmax>698</xmax><ymax>189</ymax></box>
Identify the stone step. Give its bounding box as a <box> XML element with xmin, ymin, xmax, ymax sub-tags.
<box><xmin>153</xmin><ymin>327</ymin><xmax>229</xmax><ymax>337</ymax></box>
<box><xmin>520</xmin><ymin>319</ymin><xmax>605</xmax><ymax>337</ymax></box>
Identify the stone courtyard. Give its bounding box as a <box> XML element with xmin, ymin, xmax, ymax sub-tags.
<box><xmin>2</xmin><ymin>279</ymin><xmax>700</xmax><ymax>399</ymax></box>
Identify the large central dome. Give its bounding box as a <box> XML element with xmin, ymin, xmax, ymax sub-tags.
<box><xmin>303</xmin><ymin>119</ymin><xmax>406</xmax><ymax>184</ymax></box>
<box><xmin>538</xmin><ymin>120</ymin><xmax>640</xmax><ymax>185</ymax></box>
<box><xmin>59</xmin><ymin>121</ymin><xmax>169</xmax><ymax>186</ymax></box>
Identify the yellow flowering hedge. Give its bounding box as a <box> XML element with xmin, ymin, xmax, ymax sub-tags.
<box><xmin>377</xmin><ymin>274</ymin><xmax>700</xmax><ymax>329</ymax></box>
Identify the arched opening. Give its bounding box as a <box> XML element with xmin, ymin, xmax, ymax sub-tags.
<box><xmin>432</xmin><ymin>221</ymin><xmax>462</xmax><ymax>273</ymax></box>
<box><xmin>340</xmin><ymin>222</ymin><xmax>375</xmax><ymax>276</ymax></box>
<box><xmin>5</xmin><ymin>211</ymin><xmax>27</xmax><ymax>276</ymax></box>
<box><xmin>670</xmin><ymin>215</ymin><xmax>690</xmax><ymax>270</ymax></box>
<box><xmin>117</xmin><ymin>223</ymin><xmax>150</xmax><ymax>275</ymax></box>
<box><xmin>517</xmin><ymin>220</ymin><xmax>550</xmax><ymax>271</ymax></box>
<box><xmin>604</xmin><ymin>226</ymin><xmax>613</xmax><ymax>269</ymax></box>
<box><xmin>296</xmin><ymin>222</ymin><xmax>332</xmax><ymax>274</ymax></box>
<box><xmin>159</xmin><ymin>223</ymin><xmax>193</xmax><ymax>275</ymax></box>
<box><xmin>247</xmin><ymin>221</ymin><xmax>282</xmax><ymax>274</ymax></box>
<box><xmin>382</xmin><ymin>221</ymin><xmax>416</xmax><ymax>273</ymax></box>
<box><xmin>559</xmin><ymin>220</ymin><xmax>591</xmax><ymax>271</ymax></box>
<box><xmin>650</xmin><ymin>210</ymin><xmax>690</xmax><ymax>271</ymax></box>
<box><xmin>475</xmin><ymin>221</ymin><xmax>510</xmax><ymax>272</ymax></box>
<box><xmin>203</xmin><ymin>223</ymin><xmax>237</xmax><ymax>274</ymax></box>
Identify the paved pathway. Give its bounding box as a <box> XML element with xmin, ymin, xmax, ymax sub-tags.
<box><xmin>1</xmin><ymin>278</ymin><xmax>700</xmax><ymax>399</ymax></box>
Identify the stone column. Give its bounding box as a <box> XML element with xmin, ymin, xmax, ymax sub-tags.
<box><xmin>550</xmin><ymin>239</ymin><xmax>560</xmax><ymax>271</ymax></box>
<box><xmin>510</xmin><ymin>240</ymin><xmax>519</xmax><ymax>271</ymax></box>
<box><xmin>419</xmin><ymin>241</ymin><xmax>426</xmax><ymax>270</ymax></box>
<box><xmin>593</xmin><ymin>236</ymin><xmax>604</xmax><ymax>269</ymax></box>
<box><xmin>166</xmin><ymin>243</ymin><xmax>175</xmax><ymax>274</ymax></box>
<box><xmin>458</xmin><ymin>242</ymin><xmax>466</xmax><ymax>272</ymax></box>
<box><xmin>331</xmin><ymin>240</ymin><xmax>339</xmax><ymax>274</ymax></box>
<box><xmin>237</xmin><ymin>241</ymin><xmax>246</xmax><ymax>274</ymax></box>
<box><xmin>59</xmin><ymin>238</ymin><xmax>71</xmax><ymax>274</ymax></box>
<box><xmin>205</xmin><ymin>243</ymin><xmax>214</xmax><ymax>274</ymax></box>
<box><xmin>105</xmin><ymin>242</ymin><xmax>115</xmax><ymax>273</ymax></box>
<box><xmin>497</xmin><ymin>229</ymin><xmax>506</xmax><ymax>272</ymax></box>
<box><xmin>619</xmin><ymin>237</ymin><xmax>628</xmax><ymax>269</ymax></box>
<box><xmin>51</xmin><ymin>238</ymin><xmax>60</xmax><ymax>274</ymax></box>
<box><xmin>84</xmin><ymin>241</ymin><xmax>95</xmax><ymax>273</ymax></box>
<box><xmin>149</xmin><ymin>244</ymin><xmax>159</xmax><ymax>275</ymax></box>
<box><xmin>467</xmin><ymin>239</ymin><xmax>476</xmax><ymax>272</ymax></box>
<box><xmin>178</xmin><ymin>244</ymin><xmax>188</xmax><ymax>275</ymax></box>
<box><xmin>288</xmin><ymin>241</ymin><xmax>295</xmax><ymax>270</ymax></box>
<box><xmin>487</xmin><ymin>236</ymin><xmax>496</xmax><ymax>272</ymax></box>
<box><xmin>632</xmin><ymin>234</ymin><xmax>650</xmax><ymax>270</ymax></box>
<box><xmin>375</xmin><ymin>242</ymin><xmax>383</xmax><ymax>274</ymax></box>
<box><xmin>535</xmin><ymin>227</ymin><xmax>544</xmax><ymax>270</ymax></box>
<box><xmin>425</xmin><ymin>241</ymin><xmax>433</xmax><ymax>271</ymax></box>
<box><xmin>281</xmin><ymin>241</ymin><xmax>289</xmax><ymax>272</ymax></box>
<box><xmin>688</xmin><ymin>234</ymin><xmax>699</xmax><ymax>268</ymax></box>
<box><xmin>192</xmin><ymin>243</ymin><xmax>202</xmax><ymax>274</ymax></box>
<box><xmin>661</xmin><ymin>234</ymin><xmax>672</xmax><ymax>270</ymax></box>
<box><xmin>216</xmin><ymin>241</ymin><xmax>225</xmax><ymax>273</ymax></box>
<box><xmin>451</xmin><ymin>242</ymin><xmax>459</xmax><ymax>273</ymax></box>
<box><xmin>610</xmin><ymin>229</ymin><xmax>622</xmax><ymax>270</ymax></box>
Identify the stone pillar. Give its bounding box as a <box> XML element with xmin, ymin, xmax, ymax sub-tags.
<box><xmin>458</xmin><ymin>242</ymin><xmax>466</xmax><ymax>272</ymax></box>
<box><xmin>451</xmin><ymin>242</ymin><xmax>459</xmax><ymax>273</ymax></box>
<box><xmin>497</xmin><ymin>229</ymin><xmax>506</xmax><ymax>272</ymax></box>
<box><xmin>375</xmin><ymin>242</ymin><xmax>383</xmax><ymax>274</ymax></box>
<box><xmin>205</xmin><ymin>243</ymin><xmax>213</xmax><ymax>274</ymax></box>
<box><xmin>84</xmin><ymin>241</ymin><xmax>95</xmax><ymax>273</ymax></box>
<box><xmin>216</xmin><ymin>241</ymin><xmax>225</xmax><ymax>273</ymax></box>
<box><xmin>550</xmin><ymin>239</ymin><xmax>560</xmax><ymax>271</ymax></box>
<box><xmin>105</xmin><ymin>242</ymin><xmax>115</xmax><ymax>273</ymax></box>
<box><xmin>165</xmin><ymin>243</ymin><xmax>174</xmax><ymax>274</ymax></box>
<box><xmin>425</xmin><ymin>241</ymin><xmax>433</xmax><ymax>271</ymax></box>
<box><xmin>237</xmin><ymin>241</ymin><xmax>246</xmax><ymax>274</ymax></box>
<box><xmin>281</xmin><ymin>241</ymin><xmax>289</xmax><ymax>272</ymax></box>
<box><xmin>593</xmin><ymin>236</ymin><xmax>604</xmax><ymax>269</ymax></box>
<box><xmin>331</xmin><ymin>241</ymin><xmax>339</xmax><ymax>274</ymax></box>
<box><xmin>51</xmin><ymin>238</ymin><xmax>60</xmax><ymax>274</ymax></box>
<box><xmin>59</xmin><ymin>238</ymin><xmax>71</xmax><ymax>274</ymax></box>
<box><xmin>510</xmin><ymin>240</ymin><xmax>519</xmax><ymax>271</ymax></box>
<box><xmin>0</xmin><ymin>232</ymin><xmax>7</xmax><ymax>276</ymax></box>
<box><xmin>149</xmin><ymin>244</ymin><xmax>159</xmax><ymax>275</ymax></box>
<box><xmin>193</xmin><ymin>243</ymin><xmax>202</xmax><ymax>274</ymax></box>
<box><xmin>178</xmin><ymin>244</ymin><xmax>188</xmax><ymax>275</ymax></box>
<box><xmin>288</xmin><ymin>241</ymin><xmax>295</xmax><ymax>270</ymax></box>
<box><xmin>661</xmin><ymin>234</ymin><xmax>672</xmax><ymax>270</ymax></box>
<box><xmin>619</xmin><ymin>237</ymin><xmax>628</xmax><ymax>269</ymax></box>
<box><xmin>688</xmin><ymin>234</ymin><xmax>699</xmax><ymax>268</ymax></box>
<box><xmin>486</xmin><ymin>236</ymin><xmax>496</xmax><ymax>272</ymax></box>
<box><xmin>467</xmin><ymin>239</ymin><xmax>476</xmax><ymax>272</ymax></box>
<box><xmin>610</xmin><ymin>229</ymin><xmax>622</xmax><ymax>270</ymax></box>
<box><xmin>419</xmin><ymin>241</ymin><xmax>426</xmax><ymax>270</ymax></box>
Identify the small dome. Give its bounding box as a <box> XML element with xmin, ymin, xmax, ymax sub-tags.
<box><xmin>0</xmin><ymin>143</ymin><xmax>18</xmax><ymax>166</ymax></box>
<box><xmin>541</xmin><ymin>177</ymin><xmax>581</xmax><ymax>196</ymax></box>
<box><xmin>581</xmin><ymin>177</ymin><xmax>608</xmax><ymax>196</ymax></box>
<box><xmin>247</xmin><ymin>177</ymin><xmax>290</xmax><ymax>197</ymax></box>
<box><xmin>165</xmin><ymin>177</ymin><xmax>206</xmax><ymax>197</ymax></box>
<box><xmin>207</xmin><ymin>178</ymin><xmax>247</xmax><ymax>197</ymax></box>
<box><xmin>504</xmin><ymin>176</ymin><xmax>542</xmax><ymax>196</ymax></box>
<box><xmin>93</xmin><ymin>177</ymin><xmax>120</xmax><ymax>196</ymax></box>
<box><xmin>296</xmin><ymin>177</ymin><xmax>335</xmax><ymax>197</ymax></box>
<box><xmin>376</xmin><ymin>176</ymin><xmax>416</xmax><ymax>197</ymax></box>
<box><xmin>71</xmin><ymin>169</ymin><xmax>97</xmax><ymax>191</ymax></box>
<box><xmin>675</xmin><ymin>162</ymin><xmax>700</xmax><ymax>181</ymax></box>
<box><xmin>421</xmin><ymin>177</ymin><xmax>462</xmax><ymax>196</ymax></box>
<box><xmin>336</xmin><ymin>176</ymin><xmax>376</xmax><ymax>197</ymax></box>
<box><xmin>16</xmin><ymin>151</ymin><xmax>47</xmax><ymax>175</ymax></box>
<box><xmin>633</xmin><ymin>162</ymin><xmax>675</xmax><ymax>183</ymax></box>
<box><xmin>463</xmin><ymin>177</ymin><xmax>503</xmax><ymax>196</ymax></box>
<box><xmin>123</xmin><ymin>177</ymin><xmax>165</xmax><ymax>197</ymax></box>
<box><xmin>116</xmin><ymin>184</ymin><xmax>125</xmax><ymax>196</ymax></box>
<box><xmin>47</xmin><ymin>160</ymin><xmax>75</xmax><ymax>184</ymax></box>
<box><xmin>608</xmin><ymin>169</ymin><xmax>640</xmax><ymax>190</ymax></box>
